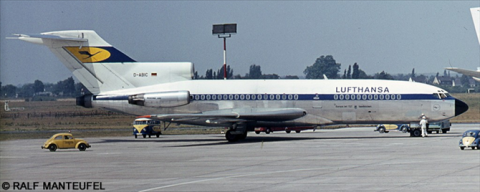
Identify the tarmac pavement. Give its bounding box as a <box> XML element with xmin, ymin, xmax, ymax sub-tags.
<box><xmin>1</xmin><ymin>124</ymin><xmax>479</xmax><ymax>191</ymax></box>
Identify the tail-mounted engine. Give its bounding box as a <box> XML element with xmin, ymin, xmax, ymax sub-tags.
<box><xmin>128</xmin><ymin>91</ymin><xmax>190</xmax><ymax>107</ymax></box>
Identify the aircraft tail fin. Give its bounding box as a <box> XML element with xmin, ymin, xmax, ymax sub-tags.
<box><xmin>11</xmin><ymin>30</ymin><xmax>193</xmax><ymax>95</ymax></box>
<box><xmin>12</xmin><ymin>30</ymin><xmax>136</xmax><ymax>94</ymax></box>
<box><xmin>471</xmin><ymin>7</ymin><xmax>480</xmax><ymax>45</ymax></box>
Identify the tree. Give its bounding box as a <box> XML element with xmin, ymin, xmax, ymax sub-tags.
<box><xmin>54</xmin><ymin>77</ymin><xmax>75</xmax><ymax>96</ymax></box>
<box><xmin>346</xmin><ymin>65</ymin><xmax>351</xmax><ymax>79</ymax></box>
<box><xmin>304</xmin><ymin>55</ymin><xmax>340</xmax><ymax>79</ymax></box>
<box><xmin>460</xmin><ymin>75</ymin><xmax>470</xmax><ymax>87</ymax></box>
<box><xmin>261</xmin><ymin>74</ymin><xmax>279</xmax><ymax>79</ymax></box>
<box><xmin>352</xmin><ymin>63</ymin><xmax>360</xmax><ymax>79</ymax></box>
<box><xmin>284</xmin><ymin>75</ymin><xmax>299</xmax><ymax>79</ymax></box>
<box><xmin>18</xmin><ymin>83</ymin><xmax>34</xmax><ymax>98</ymax></box>
<box><xmin>357</xmin><ymin>69</ymin><xmax>372</xmax><ymax>79</ymax></box>
<box><xmin>216</xmin><ymin>65</ymin><xmax>233</xmax><ymax>79</ymax></box>
<box><xmin>246</xmin><ymin>64</ymin><xmax>262</xmax><ymax>79</ymax></box>
<box><xmin>374</xmin><ymin>71</ymin><xmax>394</xmax><ymax>80</ymax></box>
<box><xmin>2</xmin><ymin>84</ymin><xmax>16</xmax><ymax>98</ymax></box>
<box><xmin>33</xmin><ymin>80</ymin><xmax>44</xmax><ymax>94</ymax></box>
<box><xmin>205</xmin><ymin>69</ymin><xmax>214</xmax><ymax>79</ymax></box>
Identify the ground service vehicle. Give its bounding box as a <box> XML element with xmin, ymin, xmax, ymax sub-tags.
<box><xmin>41</xmin><ymin>133</ymin><xmax>91</xmax><ymax>152</ymax></box>
<box><xmin>133</xmin><ymin>118</ymin><xmax>162</xmax><ymax>138</ymax></box>
<box><xmin>375</xmin><ymin>120</ymin><xmax>451</xmax><ymax>137</ymax></box>
<box><xmin>374</xmin><ymin>124</ymin><xmax>409</xmax><ymax>133</ymax></box>
<box><xmin>459</xmin><ymin>130</ymin><xmax>480</xmax><ymax>150</ymax></box>
<box><xmin>254</xmin><ymin>126</ymin><xmax>313</xmax><ymax>134</ymax></box>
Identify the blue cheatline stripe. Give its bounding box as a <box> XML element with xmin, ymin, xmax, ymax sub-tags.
<box><xmin>190</xmin><ymin>94</ymin><xmax>450</xmax><ymax>101</ymax></box>
<box><xmin>101</xmin><ymin>47</ymin><xmax>136</xmax><ymax>62</ymax></box>
<box><xmin>93</xmin><ymin>94</ymin><xmax>454</xmax><ymax>101</ymax></box>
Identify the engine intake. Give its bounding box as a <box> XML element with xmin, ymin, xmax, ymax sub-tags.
<box><xmin>128</xmin><ymin>91</ymin><xmax>190</xmax><ymax>107</ymax></box>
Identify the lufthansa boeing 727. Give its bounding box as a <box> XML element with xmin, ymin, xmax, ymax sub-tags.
<box><xmin>11</xmin><ymin>30</ymin><xmax>468</xmax><ymax>141</ymax></box>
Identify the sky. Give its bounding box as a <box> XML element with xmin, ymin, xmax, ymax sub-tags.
<box><xmin>1</xmin><ymin>0</ymin><xmax>479</xmax><ymax>85</ymax></box>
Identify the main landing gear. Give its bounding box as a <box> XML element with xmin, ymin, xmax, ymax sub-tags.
<box><xmin>225</xmin><ymin>124</ymin><xmax>248</xmax><ymax>142</ymax></box>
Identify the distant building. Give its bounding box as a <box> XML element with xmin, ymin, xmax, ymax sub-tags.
<box><xmin>433</xmin><ymin>76</ymin><xmax>454</xmax><ymax>86</ymax></box>
<box><xmin>409</xmin><ymin>76</ymin><xmax>428</xmax><ymax>84</ymax></box>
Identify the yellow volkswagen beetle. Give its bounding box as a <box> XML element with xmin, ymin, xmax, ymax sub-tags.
<box><xmin>41</xmin><ymin>133</ymin><xmax>91</xmax><ymax>152</ymax></box>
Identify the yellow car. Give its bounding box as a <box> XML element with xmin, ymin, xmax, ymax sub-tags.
<box><xmin>41</xmin><ymin>133</ymin><xmax>91</xmax><ymax>152</ymax></box>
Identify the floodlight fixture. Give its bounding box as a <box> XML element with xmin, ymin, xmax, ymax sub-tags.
<box><xmin>212</xmin><ymin>23</ymin><xmax>237</xmax><ymax>37</ymax></box>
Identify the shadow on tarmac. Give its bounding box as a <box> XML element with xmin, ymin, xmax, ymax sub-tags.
<box><xmin>93</xmin><ymin>132</ymin><xmax>461</xmax><ymax>147</ymax></box>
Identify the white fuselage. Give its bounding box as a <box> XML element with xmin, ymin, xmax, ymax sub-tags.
<box><xmin>91</xmin><ymin>79</ymin><xmax>457</xmax><ymax>127</ymax></box>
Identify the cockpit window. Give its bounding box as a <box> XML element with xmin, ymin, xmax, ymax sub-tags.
<box><xmin>439</xmin><ymin>93</ymin><xmax>447</xmax><ymax>99</ymax></box>
<box><xmin>432</xmin><ymin>93</ymin><xmax>448</xmax><ymax>99</ymax></box>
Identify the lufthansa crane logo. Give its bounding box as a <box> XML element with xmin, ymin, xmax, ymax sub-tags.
<box><xmin>65</xmin><ymin>47</ymin><xmax>111</xmax><ymax>63</ymax></box>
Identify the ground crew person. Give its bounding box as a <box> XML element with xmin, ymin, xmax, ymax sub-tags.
<box><xmin>419</xmin><ymin>116</ymin><xmax>428</xmax><ymax>137</ymax></box>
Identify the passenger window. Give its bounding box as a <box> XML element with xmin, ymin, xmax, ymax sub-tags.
<box><xmin>55</xmin><ymin>136</ymin><xmax>63</xmax><ymax>140</ymax></box>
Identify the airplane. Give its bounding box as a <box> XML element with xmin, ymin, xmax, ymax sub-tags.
<box><xmin>10</xmin><ymin>30</ymin><xmax>469</xmax><ymax>142</ymax></box>
<box><xmin>446</xmin><ymin>7</ymin><xmax>480</xmax><ymax>82</ymax></box>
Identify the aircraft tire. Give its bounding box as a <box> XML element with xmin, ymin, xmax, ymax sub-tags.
<box><xmin>225</xmin><ymin>130</ymin><xmax>239</xmax><ymax>142</ymax></box>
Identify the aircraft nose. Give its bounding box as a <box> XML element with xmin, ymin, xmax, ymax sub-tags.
<box><xmin>455</xmin><ymin>99</ymin><xmax>469</xmax><ymax>116</ymax></box>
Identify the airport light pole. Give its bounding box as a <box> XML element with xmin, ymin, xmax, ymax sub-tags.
<box><xmin>212</xmin><ymin>23</ymin><xmax>236</xmax><ymax>80</ymax></box>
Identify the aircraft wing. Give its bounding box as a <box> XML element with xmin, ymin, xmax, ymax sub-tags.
<box><xmin>445</xmin><ymin>67</ymin><xmax>480</xmax><ymax>78</ymax></box>
<box><xmin>145</xmin><ymin>108</ymin><xmax>307</xmax><ymax>126</ymax></box>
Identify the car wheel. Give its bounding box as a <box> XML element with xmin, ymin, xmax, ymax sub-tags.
<box><xmin>296</xmin><ymin>130</ymin><xmax>301</xmax><ymax>133</ymax></box>
<box><xmin>460</xmin><ymin>147</ymin><xmax>465</xmax><ymax>150</ymax></box>
<box><xmin>134</xmin><ymin>135</ymin><xmax>137</xmax><ymax>139</ymax></box>
<box><xmin>412</xmin><ymin>129</ymin><xmax>422</xmax><ymax>137</ymax></box>
<box><xmin>286</xmin><ymin>130</ymin><xmax>291</xmax><ymax>134</ymax></box>
<box><xmin>442</xmin><ymin>130</ymin><xmax>447</xmax><ymax>134</ymax></box>
<box><xmin>265</xmin><ymin>128</ymin><xmax>271</xmax><ymax>134</ymax></box>
<box><xmin>143</xmin><ymin>134</ymin><xmax>146</xmax><ymax>138</ymax></box>
<box><xmin>255</xmin><ymin>131</ymin><xmax>260</xmax><ymax>134</ymax></box>
<box><xmin>148</xmin><ymin>134</ymin><xmax>151</xmax><ymax>138</ymax></box>
<box><xmin>472</xmin><ymin>147</ymin><xmax>476</xmax><ymax>150</ymax></box>
<box><xmin>78</xmin><ymin>143</ymin><xmax>86</xmax><ymax>151</ymax></box>
<box><xmin>49</xmin><ymin>144</ymin><xmax>57</xmax><ymax>152</ymax></box>
<box><xmin>156</xmin><ymin>133</ymin><xmax>160</xmax><ymax>138</ymax></box>
<box><xmin>401</xmin><ymin>126</ymin><xmax>408</xmax><ymax>133</ymax></box>
<box><xmin>378</xmin><ymin>127</ymin><xmax>386</xmax><ymax>133</ymax></box>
